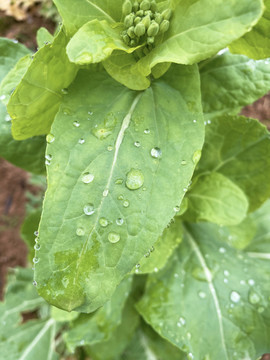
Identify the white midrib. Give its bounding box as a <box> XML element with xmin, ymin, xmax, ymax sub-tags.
<box><xmin>140</xmin><ymin>333</ymin><xmax>158</xmax><ymax>360</ymax></box>
<box><xmin>86</xmin><ymin>1</ymin><xmax>115</xmax><ymax>23</ymax></box>
<box><xmin>248</xmin><ymin>252</ymin><xmax>270</xmax><ymax>260</ymax></box>
<box><xmin>19</xmin><ymin>319</ymin><xmax>55</xmax><ymax>360</ymax></box>
<box><xmin>187</xmin><ymin>234</ymin><xmax>229</xmax><ymax>360</ymax></box>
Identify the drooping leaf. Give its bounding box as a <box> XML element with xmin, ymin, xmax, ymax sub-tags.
<box><xmin>132</xmin><ymin>218</ymin><xmax>183</xmax><ymax>275</ymax></box>
<box><xmin>36</xmin><ymin>27</ymin><xmax>54</xmax><ymax>49</ymax></box>
<box><xmin>196</xmin><ymin>115</ymin><xmax>270</xmax><ymax>212</ymax></box>
<box><xmin>8</xmin><ymin>29</ymin><xmax>78</xmax><ymax>140</ymax></box>
<box><xmin>134</xmin><ymin>0</ymin><xmax>264</xmax><ymax>77</ymax></box>
<box><xmin>229</xmin><ymin>0</ymin><xmax>270</xmax><ymax>59</ymax></box>
<box><xmin>184</xmin><ymin>172</ymin><xmax>249</xmax><ymax>226</ymax></box>
<box><xmin>137</xmin><ymin>220</ymin><xmax>270</xmax><ymax>359</ymax></box>
<box><xmin>200</xmin><ymin>51</ymin><xmax>270</xmax><ymax>119</ymax></box>
<box><xmin>67</xmin><ymin>20</ymin><xmax>140</xmax><ymax>65</ymax></box>
<box><xmin>53</xmin><ymin>0</ymin><xmax>122</xmax><ymax>36</ymax></box>
<box><xmin>64</xmin><ymin>276</ymin><xmax>133</xmax><ymax>352</ymax></box>
<box><xmin>34</xmin><ymin>64</ymin><xmax>204</xmax><ymax>312</ymax></box>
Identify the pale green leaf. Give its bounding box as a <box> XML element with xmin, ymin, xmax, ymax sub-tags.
<box><xmin>137</xmin><ymin>220</ymin><xmax>270</xmax><ymax>359</ymax></box>
<box><xmin>134</xmin><ymin>0</ymin><xmax>264</xmax><ymax>76</ymax></box>
<box><xmin>196</xmin><ymin>115</ymin><xmax>270</xmax><ymax>212</ymax></box>
<box><xmin>229</xmin><ymin>0</ymin><xmax>270</xmax><ymax>59</ymax></box>
<box><xmin>8</xmin><ymin>29</ymin><xmax>78</xmax><ymax>140</ymax></box>
<box><xmin>184</xmin><ymin>172</ymin><xmax>249</xmax><ymax>226</ymax></box>
<box><xmin>200</xmin><ymin>51</ymin><xmax>270</xmax><ymax>119</ymax></box>
<box><xmin>36</xmin><ymin>27</ymin><xmax>54</xmax><ymax>49</ymax></box>
<box><xmin>50</xmin><ymin>307</ymin><xmax>79</xmax><ymax>323</ymax></box>
<box><xmin>67</xmin><ymin>20</ymin><xmax>140</xmax><ymax>65</ymax></box>
<box><xmin>103</xmin><ymin>51</ymin><xmax>150</xmax><ymax>90</ymax></box>
<box><xmin>53</xmin><ymin>0</ymin><xmax>122</xmax><ymax>35</ymax></box>
<box><xmin>34</xmin><ymin>64</ymin><xmax>204</xmax><ymax>312</ymax></box>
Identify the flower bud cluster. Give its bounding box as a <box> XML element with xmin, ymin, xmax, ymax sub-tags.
<box><xmin>121</xmin><ymin>0</ymin><xmax>172</xmax><ymax>48</ymax></box>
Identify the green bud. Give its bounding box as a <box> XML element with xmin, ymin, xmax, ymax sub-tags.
<box><xmin>147</xmin><ymin>22</ymin><xmax>159</xmax><ymax>37</ymax></box>
<box><xmin>133</xmin><ymin>1</ymin><xmax>139</xmax><ymax>12</ymax></box>
<box><xmin>147</xmin><ymin>36</ymin><xmax>155</xmax><ymax>45</ymax></box>
<box><xmin>140</xmin><ymin>0</ymin><xmax>151</xmax><ymax>11</ymax></box>
<box><xmin>136</xmin><ymin>9</ymin><xmax>144</xmax><ymax>16</ymax></box>
<box><xmin>127</xmin><ymin>26</ymin><xmax>136</xmax><ymax>38</ymax></box>
<box><xmin>159</xmin><ymin>19</ymin><xmax>170</xmax><ymax>33</ymax></box>
<box><xmin>124</xmin><ymin>14</ymin><xmax>134</xmax><ymax>28</ymax></box>
<box><xmin>134</xmin><ymin>16</ymin><xmax>141</xmax><ymax>25</ymax></box>
<box><xmin>155</xmin><ymin>13</ymin><xmax>163</xmax><ymax>24</ymax></box>
<box><xmin>142</xmin><ymin>14</ymin><xmax>151</xmax><ymax>28</ymax></box>
<box><xmin>130</xmin><ymin>39</ymin><xmax>137</xmax><ymax>47</ymax></box>
<box><xmin>144</xmin><ymin>10</ymin><xmax>152</xmax><ymax>17</ymax></box>
<box><xmin>162</xmin><ymin>8</ymin><xmax>172</xmax><ymax>20</ymax></box>
<box><xmin>122</xmin><ymin>0</ymin><xmax>133</xmax><ymax>16</ymax></box>
<box><xmin>123</xmin><ymin>34</ymin><xmax>131</xmax><ymax>45</ymax></box>
<box><xmin>150</xmin><ymin>0</ymin><xmax>158</xmax><ymax>12</ymax></box>
<box><xmin>135</xmin><ymin>22</ymin><xmax>146</xmax><ymax>37</ymax></box>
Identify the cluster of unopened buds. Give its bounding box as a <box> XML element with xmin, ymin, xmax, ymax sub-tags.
<box><xmin>121</xmin><ymin>0</ymin><xmax>172</xmax><ymax>51</ymax></box>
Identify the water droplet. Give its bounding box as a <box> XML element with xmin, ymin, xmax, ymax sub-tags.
<box><xmin>144</xmin><ymin>250</ymin><xmax>151</xmax><ymax>258</ymax></box>
<box><xmin>181</xmin><ymin>160</ymin><xmax>187</xmax><ymax>165</ymax></box>
<box><xmin>187</xmin><ymin>353</ymin><xmax>194</xmax><ymax>360</ymax></box>
<box><xmin>5</xmin><ymin>114</ymin><xmax>11</xmax><ymax>122</ymax></box>
<box><xmin>108</xmin><ymin>232</ymin><xmax>120</xmax><ymax>243</ymax></box>
<box><xmin>134</xmin><ymin>141</ymin><xmax>141</xmax><ymax>147</ymax></box>
<box><xmin>224</xmin><ymin>270</ymin><xmax>230</xmax><ymax>277</ymax></box>
<box><xmin>0</xmin><ymin>95</ymin><xmax>6</xmax><ymax>101</ymax></box>
<box><xmin>198</xmin><ymin>291</ymin><xmax>206</xmax><ymax>299</ymax></box>
<box><xmin>61</xmin><ymin>88</ymin><xmax>68</xmax><ymax>94</ymax></box>
<box><xmin>82</xmin><ymin>172</ymin><xmax>94</xmax><ymax>184</ymax></box>
<box><xmin>45</xmin><ymin>154</ymin><xmax>52</xmax><ymax>161</ymax></box>
<box><xmin>46</xmin><ymin>133</ymin><xmax>55</xmax><ymax>143</ymax></box>
<box><xmin>73</xmin><ymin>120</ymin><xmax>80</xmax><ymax>127</ymax></box>
<box><xmin>174</xmin><ymin>205</ymin><xmax>180</xmax><ymax>212</ymax></box>
<box><xmin>144</xmin><ymin>129</ymin><xmax>150</xmax><ymax>134</ymax></box>
<box><xmin>107</xmin><ymin>145</ymin><xmax>113</xmax><ymax>151</ymax></box>
<box><xmin>33</xmin><ymin>280</ymin><xmax>37</xmax><ymax>286</ymax></box>
<box><xmin>230</xmin><ymin>291</ymin><xmax>241</xmax><ymax>303</ymax></box>
<box><xmin>192</xmin><ymin>267</ymin><xmax>210</xmax><ymax>282</ymax></box>
<box><xmin>248</xmin><ymin>279</ymin><xmax>255</xmax><ymax>286</ymax></box>
<box><xmin>78</xmin><ymin>138</ymin><xmax>85</xmax><ymax>144</ymax></box>
<box><xmin>219</xmin><ymin>247</ymin><xmax>226</xmax><ymax>254</ymax></box>
<box><xmin>76</xmin><ymin>227</ymin><xmax>85</xmax><ymax>236</ymax></box>
<box><xmin>34</xmin><ymin>243</ymin><xmax>40</xmax><ymax>251</ymax></box>
<box><xmin>183</xmin><ymin>188</ymin><xmax>188</xmax><ymax>192</ymax></box>
<box><xmin>193</xmin><ymin>119</ymin><xmax>197</xmax><ymax>123</ymax></box>
<box><xmin>99</xmin><ymin>217</ymin><xmax>109</xmax><ymax>227</ymax></box>
<box><xmin>116</xmin><ymin>218</ymin><xmax>124</xmax><ymax>226</ymax></box>
<box><xmin>88</xmin><ymin>111</ymin><xmax>93</xmax><ymax>116</ymax></box>
<box><xmin>154</xmin><ymin>267</ymin><xmax>158</xmax><ymax>272</ymax></box>
<box><xmin>151</xmin><ymin>147</ymin><xmax>162</xmax><ymax>159</ymax></box>
<box><xmin>192</xmin><ymin>150</ymin><xmax>202</xmax><ymax>165</ymax></box>
<box><xmin>33</xmin><ymin>257</ymin><xmax>39</xmax><ymax>264</ymax></box>
<box><xmin>34</xmin><ymin>237</ymin><xmax>39</xmax><ymax>243</ymax></box>
<box><xmin>118</xmin><ymin>195</ymin><xmax>124</xmax><ymax>200</ymax></box>
<box><xmin>84</xmin><ymin>204</ymin><xmax>95</xmax><ymax>215</ymax></box>
<box><xmin>34</xmin><ymin>230</ymin><xmax>39</xmax><ymax>237</ymax></box>
<box><xmin>248</xmin><ymin>290</ymin><xmax>260</xmax><ymax>305</ymax></box>
<box><xmin>92</xmin><ymin>112</ymin><xmax>116</xmax><ymax>140</ymax></box>
<box><xmin>123</xmin><ymin>200</ymin><xmax>130</xmax><ymax>208</ymax></box>
<box><xmin>115</xmin><ymin>179</ymin><xmax>123</xmax><ymax>185</ymax></box>
<box><xmin>126</xmin><ymin>169</ymin><xmax>144</xmax><ymax>190</ymax></box>
<box><xmin>103</xmin><ymin>189</ymin><xmax>109</xmax><ymax>197</ymax></box>
<box><xmin>177</xmin><ymin>316</ymin><xmax>186</xmax><ymax>327</ymax></box>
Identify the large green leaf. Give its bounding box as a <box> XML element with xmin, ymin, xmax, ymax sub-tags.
<box><xmin>137</xmin><ymin>220</ymin><xmax>270</xmax><ymax>359</ymax></box>
<box><xmin>67</xmin><ymin>20</ymin><xmax>140</xmax><ymax>65</ymax></box>
<box><xmin>184</xmin><ymin>172</ymin><xmax>249</xmax><ymax>226</ymax></box>
<box><xmin>7</xmin><ymin>29</ymin><xmax>78</xmax><ymax>140</ymax></box>
<box><xmin>196</xmin><ymin>115</ymin><xmax>270</xmax><ymax>212</ymax></box>
<box><xmin>34</xmin><ymin>64</ymin><xmax>204</xmax><ymax>312</ymax></box>
<box><xmin>229</xmin><ymin>0</ymin><xmax>270</xmax><ymax>59</ymax></box>
<box><xmin>21</xmin><ymin>209</ymin><xmax>42</xmax><ymax>261</ymax></box>
<box><xmin>134</xmin><ymin>0</ymin><xmax>264</xmax><ymax>77</ymax></box>
<box><xmin>64</xmin><ymin>276</ymin><xmax>133</xmax><ymax>352</ymax></box>
<box><xmin>200</xmin><ymin>51</ymin><xmax>270</xmax><ymax>119</ymax></box>
<box><xmin>53</xmin><ymin>0</ymin><xmax>122</xmax><ymax>35</ymax></box>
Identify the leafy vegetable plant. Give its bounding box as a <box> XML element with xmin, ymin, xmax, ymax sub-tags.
<box><xmin>1</xmin><ymin>0</ymin><xmax>270</xmax><ymax>358</ymax></box>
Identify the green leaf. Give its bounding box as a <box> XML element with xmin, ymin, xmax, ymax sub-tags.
<box><xmin>34</xmin><ymin>64</ymin><xmax>204</xmax><ymax>312</ymax></box>
<box><xmin>121</xmin><ymin>323</ymin><xmax>186</xmax><ymax>360</ymax></box>
<box><xmin>134</xmin><ymin>0</ymin><xmax>264</xmax><ymax>77</ymax></box>
<box><xmin>8</xmin><ymin>29</ymin><xmax>78</xmax><ymax>140</ymax></box>
<box><xmin>36</xmin><ymin>27</ymin><xmax>54</xmax><ymax>49</ymax></box>
<box><xmin>196</xmin><ymin>115</ymin><xmax>270</xmax><ymax>212</ymax></box>
<box><xmin>53</xmin><ymin>0</ymin><xmax>122</xmax><ymax>35</ymax></box>
<box><xmin>103</xmin><ymin>51</ymin><xmax>150</xmax><ymax>90</ymax></box>
<box><xmin>0</xmin><ymin>101</ymin><xmax>46</xmax><ymax>174</ymax></box>
<box><xmin>21</xmin><ymin>209</ymin><xmax>42</xmax><ymax>261</ymax></box>
<box><xmin>67</xmin><ymin>20</ymin><xmax>140</xmax><ymax>65</ymax></box>
<box><xmin>229</xmin><ymin>0</ymin><xmax>270</xmax><ymax>59</ymax></box>
<box><xmin>200</xmin><ymin>51</ymin><xmax>270</xmax><ymax>119</ymax></box>
<box><xmin>0</xmin><ymin>37</ymin><xmax>30</xmax><ymax>84</ymax></box>
<box><xmin>132</xmin><ymin>218</ymin><xmax>183</xmax><ymax>275</ymax></box>
<box><xmin>137</xmin><ymin>220</ymin><xmax>270</xmax><ymax>359</ymax></box>
<box><xmin>64</xmin><ymin>276</ymin><xmax>133</xmax><ymax>352</ymax></box>
<box><xmin>184</xmin><ymin>172</ymin><xmax>249</xmax><ymax>226</ymax></box>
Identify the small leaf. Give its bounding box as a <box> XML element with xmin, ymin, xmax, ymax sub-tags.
<box><xmin>184</xmin><ymin>172</ymin><xmax>249</xmax><ymax>226</ymax></box>
<box><xmin>36</xmin><ymin>27</ymin><xmax>54</xmax><ymax>48</ymax></box>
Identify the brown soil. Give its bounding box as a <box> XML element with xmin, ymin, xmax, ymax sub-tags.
<box><xmin>241</xmin><ymin>93</ymin><xmax>270</xmax><ymax>129</ymax></box>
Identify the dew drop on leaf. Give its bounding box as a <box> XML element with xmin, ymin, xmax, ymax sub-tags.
<box><xmin>45</xmin><ymin>154</ymin><xmax>52</xmax><ymax>161</ymax></box>
<box><xmin>248</xmin><ymin>290</ymin><xmax>261</xmax><ymax>304</ymax></box>
<box><xmin>83</xmin><ymin>204</ymin><xmax>95</xmax><ymax>215</ymax></box>
<box><xmin>33</xmin><ymin>257</ymin><xmax>39</xmax><ymax>264</ymax></box>
<box><xmin>76</xmin><ymin>227</ymin><xmax>85</xmax><ymax>236</ymax></box>
<box><xmin>219</xmin><ymin>247</ymin><xmax>226</xmax><ymax>254</ymax></box>
<box><xmin>103</xmin><ymin>189</ymin><xmax>109</xmax><ymax>197</ymax></box>
<box><xmin>144</xmin><ymin>129</ymin><xmax>150</xmax><ymax>134</ymax></box>
<box><xmin>181</xmin><ymin>160</ymin><xmax>187</xmax><ymax>165</ymax></box>
<box><xmin>134</xmin><ymin>141</ymin><xmax>141</xmax><ymax>147</ymax></box>
<box><xmin>115</xmin><ymin>179</ymin><xmax>123</xmax><ymax>185</ymax></box>
<box><xmin>107</xmin><ymin>145</ymin><xmax>113</xmax><ymax>151</ymax></box>
<box><xmin>34</xmin><ymin>243</ymin><xmax>40</xmax><ymax>251</ymax></box>
<box><xmin>5</xmin><ymin>114</ymin><xmax>11</xmax><ymax>122</ymax></box>
<box><xmin>108</xmin><ymin>232</ymin><xmax>120</xmax><ymax>243</ymax></box>
<box><xmin>248</xmin><ymin>279</ymin><xmax>255</xmax><ymax>286</ymax></box>
<box><xmin>78</xmin><ymin>138</ymin><xmax>85</xmax><ymax>144</ymax></box>
<box><xmin>230</xmin><ymin>291</ymin><xmax>241</xmax><ymax>303</ymax></box>
<box><xmin>126</xmin><ymin>169</ymin><xmax>144</xmax><ymax>190</ymax></box>
<box><xmin>198</xmin><ymin>291</ymin><xmax>206</xmax><ymax>299</ymax></box>
<box><xmin>61</xmin><ymin>88</ymin><xmax>68</xmax><ymax>95</ymax></box>
<box><xmin>174</xmin><ymin>205</ymin><xmax>180</xmax><ymax>212</ymax></box>
<box><xmin>118</xmin><ymin>195</ymin><xmax>124</xmax><ymax>200</ymax></box>
<box><xmin>192</xmin><ymin>150</ymin><xmax>202</xmax><ymax>165</ymax></box>
<box><xmin>151</xmin><ymin>147</ymin><xmax>162</xmax><ymax>159</ymax></box>
<box><xmin>82</xmin><ymin>172</ymin><xmax>94</xmax><ymax>184</ymax></box>
<box><xmin>46</xmin><ymin>133</ymin><xmax>55</xmax><ymax>144</ymax></box>
<box><xmin>99</xmin><ymin>217</ymin><xmax>109</xmax><ymax>227</ymax></box>
<box><xmin>34</xmin><ymin>230</ymin><xmax>39</xmax><ymax>237</ymax></box>
<box><xmin>192</xmin><ymin>267</ymin><xmax>210</xmax><ymax>282</ymax></box>
<box><xmin>116</xmin><ymin>218</ymin><xmax>124</xmax><ymax>226</ymax></box>
<box><xmin>73</xmin><ymin>120</ymin><xmax>80</xmax><ymax>127</ymax></box>
<box><xmin>33</xmin><ymin>280</ymin><xmax>37</xmax><ymax>286</ymax></box>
